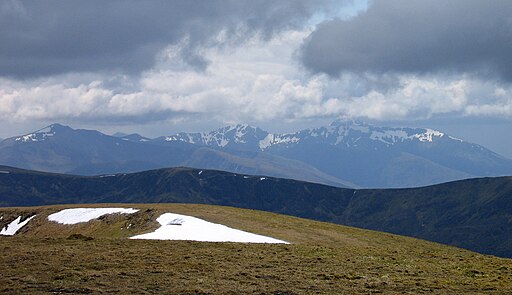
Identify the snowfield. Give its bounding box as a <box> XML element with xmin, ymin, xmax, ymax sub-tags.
<box><xmin>131</xmin><ymin>213</ymin><xmax>289</xmax><ymax>244</ymax></box>
<box><xmin>48</xmin><ymin>208</ymin><xmax>139</xmax><ymax>224</ymax></box>
<box><xmin>0</xmin><ymin>215</ymin><xmax>36</xmax><ymax>235</ymax></box>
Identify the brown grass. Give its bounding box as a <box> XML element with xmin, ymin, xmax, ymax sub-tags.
<box><xmin>0</xmin><ymin>203</ymin><xmax>511</xmax><ymax>294</ymax></box>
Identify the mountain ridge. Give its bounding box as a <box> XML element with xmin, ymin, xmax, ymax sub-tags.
<box><xmin>161</xmin><ymin>120</ymin><xmax>467</xmax><ymax>151</ymax></box>
<box><xmin>2</xmin><ymin>120</ymin><xmax>512</xmax><ymax>188</ymax></box>
<box><xmin>159</xmin><ymin>120</ymin><xmax>512</xmax><ymax>187</ymax></box>
<box><xmin>0</xmin><ymin>125</ymin><xmax>354</xmax><ymax>188</ymax></box>
<box><xmin>1</xmin><ymin>165</ymin><xmax>511</xmax><ymax>258</ymax></box>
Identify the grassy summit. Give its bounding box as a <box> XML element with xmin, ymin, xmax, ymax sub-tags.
<box><xmin>1</xmin><ymin>203</ymin><xmax>511</xmax><ymax>294</ymax></box>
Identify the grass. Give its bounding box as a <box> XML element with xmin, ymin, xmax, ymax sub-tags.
<box><xmin>1</xmin><ymin>203</ymin><xmax>511</xmax><ymax>294</ymax></box>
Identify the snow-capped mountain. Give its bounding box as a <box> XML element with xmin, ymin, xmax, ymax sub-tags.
<box><xmin>13</xmin><ymin>124</ymin><xmax>69</xmax><ymax>143</ymax></box>
<box><xmin>0</xmin><ymin>124</ymin><xmax>352</xmax><ymax>187</ymax></box>
<box><xmin>159</xmin><ymin>124</ymin><xmax>269</xmax><ymax>152</ymax></box>
<box><xmin>2</xmin><ymin>121</ymin><xmax>511</xmax><ymax>188</ymax></box>
<box><xmin>161</xmin><ymin>120</ymin><xmax>462</xmax><ymax>151</ymax></box>
<box><xmin>0</xmin><ymin>123</ymin><xmax>189</xmax><ymax>174</ymax></box>
<box><xmin>160</xmin><ymin>120</ymin><xmax>512</xmax><ymax>188</ymax></box>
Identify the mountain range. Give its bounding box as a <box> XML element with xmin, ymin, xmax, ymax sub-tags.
<box><xmin>0</xmin><ymin>124</ymin><xmax>351</xmax><ymax>188</ymax></box>
<box><xmin>1</xmin><ymin>120</ymin><xmax>511</xmax><ymax>188</ymax></box>
<box><xmin>1</xmin><ymin>165</ymin><xmax>511</xmax><ymax>258</ymax></box>
<box><xmin>161</xmin><ymin>120</ymin><xmax>512</xmax><ymax>187</ymax></box>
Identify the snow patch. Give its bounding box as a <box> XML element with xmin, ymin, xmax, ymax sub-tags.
<box><xmin>15</xmin><ymin>126</ymin><xmax>56</xmax><ymax>142</ymax></box>
<box><xmin>198</xmin><ymin>170</ymin><xmax>203</xmax><ymax>175</ymax></box>
<box><xmin>260</xmin><ymin>177</ymin><xmax>267</xmax><ymax>180</ymax></box>
<box><xmin>414</xmin><ymin>129</ymin><xmax>444</xmax><ymax>142</ymax></box>
<box><xmin>15</xmin><ymin>134</ymin><xmax>38</xmax><ymax>142</ymax></box>
<box><xmin>234</xmin><ymin>125</ymin><xmax>249</xmax><ymax>143</ymax></box>
<box><xmin>370</xmin><ymin>130</ymin><xmax>411</xmax><ymax>144</ymax></box>
<box><xmin>48</xmin><ymin>208</ymin><xmax>139</xmax><ymax>225</ymax></box>
<box><xmin>273</xmin><ymin>134</ymin><xmax>300</xmax><ymax>145</ymax></box>
<box><xmin>0</xmin><ymin>171</ymin><xmax>10</xmax><ymax>174</ymax></box>
<box><xmin>130</xmin><ymin>213</ymin><xmax>288</xmax><ymax>244</ymax></box>
<box><xmin>0</xmin><ymin>215</ymin><xmax>36</xmax><ymax>235</ymax></box>
<box><xmin>448</xmin><ymin>135</ymin><xmax>464</xmax><ymax>142</ymax></box>
<box><xmin>258</xmin><ymin>134</ymin><xmax>275</xmax><ymax>150</ymax></box>
<box><xmin>218</xmin><ymin>137</ymin><xmax>229</xmax><ymax>147</ymax></box>
<box><xmin>187</xmin><ymin>134</ymin><xmax>195</xmax><ymax>144</ymax></box>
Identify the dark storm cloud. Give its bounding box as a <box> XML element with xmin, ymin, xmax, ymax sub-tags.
<box><xmin>301</xmin><ymin>0</ymin><xmax>512</xmax><ymax>80</ymax></box>
<box><xmin>0</xmin><ymin>0</ymin><xmax>332</xmax><ymax>78</ymax></box>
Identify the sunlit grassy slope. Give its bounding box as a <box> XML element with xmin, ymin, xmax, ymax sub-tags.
<box><xmin>1</xmin><ymin>203</ymin><xmax>511</xmax><ymax>294</ymax></box>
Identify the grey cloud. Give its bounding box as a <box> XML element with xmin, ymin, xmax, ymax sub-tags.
<box><xmin>300</xmin><ymin>0</ymin><xmax>512</xmax><ymax>80</ymax></box>
<box><xmin>0</xmin><ymin>0</ymin><xmax>333</xmax><ymax>78</ymax></box>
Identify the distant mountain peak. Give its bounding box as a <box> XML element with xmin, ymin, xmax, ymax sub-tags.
<box><xmin>164</xmin><ymin>123</ymin><xmax>268</xmax><ymax>149</ymax></box>
<box><xmin>414</xmin><ymin>128</ymin><xmax>445</xmax><ymax>142</ymax></box>
<box><xmin>15</xmin><ymin>123</ymin><xmax>72</xmax><ymax>143</ymax></box>
<box><xmin>325</xmin><ymin>120</ymin><xmax>449</xmax><ymax>145</ymax></box>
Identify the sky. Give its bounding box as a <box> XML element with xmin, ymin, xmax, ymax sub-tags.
<box><xmin>1</xmin><ymin>0</ymin><xmax>511</xmax><ymax>158</ymax></box>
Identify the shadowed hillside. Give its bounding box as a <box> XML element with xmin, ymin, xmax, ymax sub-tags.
<box><xmin>0</xmin><ymin>165</ymin><xmax>511</xmax><ymax>257</ymax></box>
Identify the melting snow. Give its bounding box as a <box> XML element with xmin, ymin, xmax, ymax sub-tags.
<box><xmin>448</xmin><ymin>135</ymin><xmax>463</xmax><ymax>142</ymax></box>
<box><xmin>218</xmin><ymin>138</ymin><xmax>229</xmax><ymax>147</ymax></box>
<box><xmin>274</xmin><ymin>135</ymin><xmax>300</xmax><ymax>145</ymax></box>
<box><xmin>131</xmin><ymin>213</ymin><xmax>288</xmax><ymax>243</ymax></box>
<box><xmin>258</xmin><ymin>134</ymin><xmax>274</xmax><ymax>150</ymax></box>
<box><xmin>187</xmin><ymin>134</ymin><xmax>195</xmax><ymax>144</ymax></box>
<box><xmin>15</xmin><ymin>134</ymin><xmax>38</xmax><ymax>142</ymax></box>
<box><xmin>0</xmin><ymin>215</ymin><xmax>36</xmax><ymax>235</ymax></box>
<box><xmin>414</xmin><ymin>129</ymin><xmax>444</xmax><ymax>142</ymax></box>
<box><xmin>370</xmin><ymin>130</ymin><xmax>411</xmax><ymax>144</ymax></box>
<box><xmin>48</xmin><ymin>208</ymin><xmax>139</xmax><ymax>225</ymax></box>
<box><xmin>99</xmin><ymin>174</ymin><xmax>117</xmax><ymax>178</ymax></box>
<box><xmin>15</xmin><ymin>126</ymin><xmax>56</xmax><ymax>142</ymax></box>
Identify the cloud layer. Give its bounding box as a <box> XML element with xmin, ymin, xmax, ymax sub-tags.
<box><xmin>1</xmin><ymin>0</ymin><xmax>511</xmax><ymax>140</ymax></box>
<box><xmin>301</xmin><ymin>0</ymin><xmax>512</xmax><ymax>80</ymax></box>
<box><xmin>0</xmin><ymin>0</ymin><xmax>332</xmax><ymax>78</ymax></box>
<box><xmin>2</xmin><ymin>30</ymin><xmax>512</xmax><ymax>127</ymax></box>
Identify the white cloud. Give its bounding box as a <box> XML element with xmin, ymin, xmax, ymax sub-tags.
<box><xmin>0</xmin><ymin>79</ymin><xmax>112</xmax><ymax>120</ymax></box>
<box><xmin>1</xmin><ymin>29</ymin><xmax>512</xmax><ymax>129</ymax></box>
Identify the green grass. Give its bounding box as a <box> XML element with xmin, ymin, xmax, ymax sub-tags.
<box><xmin>1</xmin><ymin>203</ymin><xmax>511</xmax><ymax>294</ymax></box>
